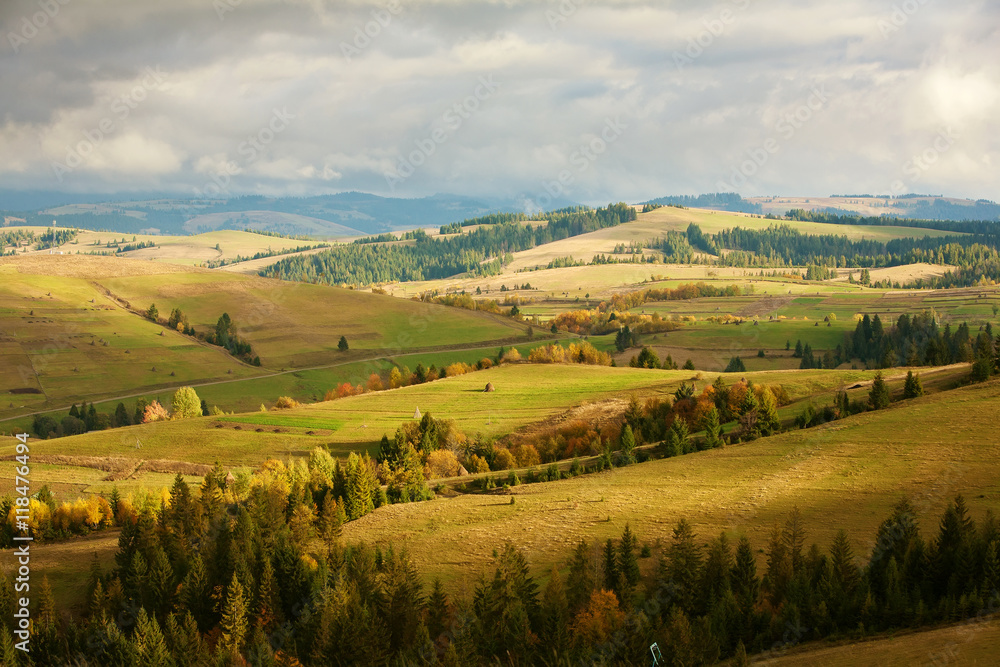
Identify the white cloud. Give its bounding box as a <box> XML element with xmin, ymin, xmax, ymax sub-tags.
<box><xmin>0</xmin><ymin>0</ymin><xmax>996</xmax><ymax>201</ymax></box>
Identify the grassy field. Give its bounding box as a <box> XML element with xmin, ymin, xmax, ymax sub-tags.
<box><xmin>0</xmin><ymin>255</ymin><xmax>533</xmax><ymax>422</ymax></box>
<box><xmin>338</xmin><ymin>378</ymin><xmax>1000</xmax><ymax>592</ymax></box>
<box><xmin>8</xmin><ymin>226</ymin><xmax>339</xmax><ymax>268</ymax></box>
<box><xmin>767</xmin><ymin>615</ymin><xmax>1000</xmax><ymax>666</ymax></box>
<box><xmin>2</xmin><ymin>362</ymin><xmax>964</xmax><ymax>495</ymax></box>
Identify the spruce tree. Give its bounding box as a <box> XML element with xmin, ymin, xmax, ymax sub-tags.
<box><xmin>869</xmin><ymin>371</ymin><xmax>890</xmax><ymax>410</ymax></box>
<box><xmin>603</xmin><ymin>538</ymin><xmax>622</xmax><ymax>601</ymax></box>
<box><xmin>133</xmin><ymin>608</ymin><xmax>173</xmax><ymax>667</ymax></box>
<box><xmin>731</xmin><ymin>536</ymin><xmax>760</xmax><ymax>610</ymax></box>
<box><xmin>427</xmin><ymin>578</ymin><xmax>451</xmax><ymax>640</ymax></box>
<box><xmin>219</xmin><ymin>574</ymin><xmax>249</xmax><ymax>659</ymax></box>
<box><xmin>567</xmin><ymin>540</ymin><xmax>595</xmax><ymax>613</ymax></box>
<box><xmin>702</xmin><ymin>406</ymin><xmax>723</xmax><ymax>449</ymax></box>
<box><xmin>618</xmin><ymin>524</ymin><xmax>641</xmax><ymax>600</ymax></box>
<box><xmin>620</xmin><ymin>424</ymin><xmax>637</xmax><ymax>464</ymax></box>
<box><xmin>903</xmin><ymin>370</ymin><xmax>923</xmax><ymax>399</ymax></box>
<box><xmin>665</xmin><ymin>518</ymin><xmax>703</xmax><ymax>615</ymax></box>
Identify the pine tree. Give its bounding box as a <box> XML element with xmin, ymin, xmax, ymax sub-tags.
<box><xmin>620</xmin><ymin>424</ymin><xmax>637</xmax><ymax>464</ymax></box>
<box><xmin>822</xmin><ymin>530</ymin><xmax>852</xmax><ymax>586</ymax></box>
<box><xmin>731</xmin><ymin>536</ymin><xmax>760</xmax><ymax>610</ymax></box>
<box><xmin>540</xmin><ymin>566</ymin><xmax>570</xmax><ymax>652</ymax></box>
<box><xmin>319</xmin><ymin>493</ymin><xmax>343</xmax><ymax>547</ymax></box>
<box><xmin>567</xmin><ymin>540</ymin><xmax>596</xmax><ymax>613</ymax></box>
<box><xmin>219</xmin><ymin>574</ymin><xmax>249</xmax><ymax>658</ymax></box>
<box><xmin>666</xmin><ymin>418</ymin><xmax>690</xmax><ymax>456</ymax></box>
<box><xmin>665</xmin><ymin>518</ymin><xmax>703</xmax><ymax>615</ymax></box>
<box><xmin>903</xmin><ymin>370</ymin><xmax>924</xmax><ymax>399</ymax></box>
<box><xmin>764</xmin><ymin>523</ymin><xmax>792</xmax><ymax>607</ymax></box>
<box><xmin>701</xmin><ymin>532</ymin><xmax>733</xmax><ymax>605</ymax></box>
<box><xmin>701</xmin><ymin>406</ymin><xmax>723</xmax><ymax>449</ymax></box>
<box><xmin>165</xmin><ymin>611</ymin><xmax>206</xmax><ymax>666</ymax></box>
<box><xmin>869</xmin><ymin>371</ymin><xmax>890</xmax><ymax>410</ymax></box>
<box><xmin>255</xmin><ymin>556</ymin><xmax>281</xmax><ymax>632</ymax></box>
<box><xmin>782</xmin><ymin>507</ymin><xmax>807</xmax><ymax>573</ymax></box>
<box><xmin>618</xmin><ymin>524</ymin><xmax>640</xmax><ymax>603</ymax></box>
<box><xmin>603</xmin><ymin>538</ymin><xmax>622</xmax><ymax>601</ymax></box>
<box><xmin>427</xmin><ymin>578</ymin><xmax>451</xmax><ymax>640</ymax></box>
<box><xmin>133</xmin><ymin>608</ymin><xmax>173</xmax><ymax>667</ymax></box>
<box><xmin>758</xmin><ymin>388</ymin><xmax>781</xmax><ymax>436</ymax></box>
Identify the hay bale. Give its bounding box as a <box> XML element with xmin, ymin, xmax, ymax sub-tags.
<box><xmin>484</xmin><ymin>382</ymin><xmax>495</xmax><ymax>393</ymax></box>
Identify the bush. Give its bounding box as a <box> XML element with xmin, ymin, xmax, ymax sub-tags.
<box><xmin>143</xmin><ymin>400</ymin><xmax>170</xmax><ymax>423</ymax></box>
<box><xmin>491</xmin><ymin>448</ymin><xmax>517</xmax><ymax>471</ymax></box>
<box><xmin>273</xmin><ymin>396</ymin><xmax>300</xmax><ymax>410</ymax></box>
<box><xmin>469</xmin><ymin>454</ymin><xmax>490</xmax><ymax>474</ymax></box>
<box><xmin>424</xmin><ymin>450</ymin><xmax>461</xmax><ymax>479</ymax></box>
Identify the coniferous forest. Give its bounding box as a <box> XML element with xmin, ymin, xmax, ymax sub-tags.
<box><xmin>1</xmin><ymin>459</ymin><xmax>996</xmax><ymax>666</ymax></box>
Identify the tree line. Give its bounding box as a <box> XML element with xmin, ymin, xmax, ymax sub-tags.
<box><xmin>259</xmin><ymin>204</ymin><xmax>636</xmax><ymax>286</ymax></box>
<box><xmin>3</xmin><ymin>457</ymin><xmax>995</xmax><ymax>665</ymax></box>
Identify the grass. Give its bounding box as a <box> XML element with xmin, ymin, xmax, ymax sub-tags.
<box><xmin>767</xmin><ymin>615</ymin><xmax>1000</xmax><ymax>666</ymax></box>
<box><xmin>0</xmin><ymin>255</ymin><xmax>533</xmax><ymax>423</ymax></box>
<box><xmin>339</xmin><ymin>378</ymin><xmax>1000</xmax><ymax>591</ymax></box>
<box><xmin>218</xmin><ymin>413</ymin><xmax>344</xmax><ymax>430</ymax></box>
<box><xmin>10</xmin><ymin>227</ymin><xmax>339</xmax><ymax>268</ymax></box>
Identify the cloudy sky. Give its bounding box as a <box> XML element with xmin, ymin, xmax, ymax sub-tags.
<box><xmin>1</xmin><ymin>0</ymin><xmax>997</xmax><ymax>204</ymax></box>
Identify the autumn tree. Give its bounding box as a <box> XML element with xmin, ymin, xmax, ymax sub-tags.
<box><xmin>171</xmin><ymin>386</ymin><xmax>202</xmax><ymax>419</ymax></box>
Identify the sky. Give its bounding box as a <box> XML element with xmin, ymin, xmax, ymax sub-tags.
<box><xmin>1</xmin><ymin>0</ymin><xmax>998</xmax><ymax>206</ymax></box>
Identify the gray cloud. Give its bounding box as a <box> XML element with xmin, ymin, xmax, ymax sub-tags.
<box><xmin>0</xmin><ymin>0</ymin><xmax>997</xmax><ymax>202</ymax></box>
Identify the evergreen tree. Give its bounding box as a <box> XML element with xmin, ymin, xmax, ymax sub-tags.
<box><xmin>618</xmin><ymin>524</ymin><xmax>640</xmax><ymax>603</ymax></box>
<box><xmin>903</xmin><ymin>370</ymin><xmax>924</xmax><ymax>399</ymax></box>
<box><xmin>427</xmin><ymin>578</ymin><xmax>451</xmax><ymax>640</ymax></box>
<box><xmin>218</xmin><ymin>574</ymin><xmax>249</xmax><ymax>659</ymax></box>
<box><xmin>567</xmin><ymin>540</ymin><xmax>596</xmax><ymax>613</ymax></box>
<box><xmin>666</xmin><ymin>418</ymin><xmax>690</xmax><ymax>456</ymax></box>
<box><xmin>758</xmin><ymin>388</ymin><xmax>781</xmax><ymax>436</ymax></box>
<box><xmin>114</xmin><ymin>402</ymin><xmax>131</xmax><ymax>427</ymax></box>
<box><xmin>133</xmin><ymin>608</ymin><xmax>174</xmax><ymax>667</ymax></box>
<box><xmin>731</xmin><ymin>536</ymin><xmax>760</xmax><ymax>610</ymax></box>
<box><xmin>724</xmin><ymin>356</ymin><xmax>747</xmax><ymax>373</ymax></box>
<box><xmin>869</xmin><ymin>371</ymin><xmax>890</xmax><ymax>410</ymax></box>
<box><xmin>702</xmin><ymin>406</ymin><xmax>723</xmax><ymax>449</ymax></box>
<box><xmin>338</xmin><ymin>335</ymin><xmax>349</xmax><ymax>351</ymax></box>
<box><xmin>664</xmin><ymin>518</ymin><xmax>703</xmax><ymax>615</ymax></box>
<box><xmin>603</xmin><ymin>538</ymin><xmax>622</xmax><ymax>600</ymax></box>
<box><xmin>620</xmin><ymin>424</ymin><xmax>637</xmax><ymax>464</ymax></box>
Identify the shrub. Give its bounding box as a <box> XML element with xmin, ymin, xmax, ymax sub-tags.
<box><xmin>491</xmin><ymin>448</ymin><xmax>517</xmax><ymax>471</ymax></box>
<box><xmin>142</xmin><ymin>401</ymin><xmax>170</xmax><ymax>423</ymax></box>
<box><xmin>273</xmin><ymin>396</ymin><xmax>300</xmax><ymax>410</ymax></box>
<box><xmin>424</xmin><ymin>450</ymin><xmax>461</xmax><ymax>479</ymax></box>
<box><xmin>469</xmin><ymin>454</ymin><xmax>490</xmax><ymax>474</ymax></box>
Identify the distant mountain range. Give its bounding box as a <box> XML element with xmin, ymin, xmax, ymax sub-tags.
<box><xmin>1</xmin><ymin>189</ymin><xmax>996</xmax><ymax>237</ymax></box>
<box><xmin>0</xmin><ymin>191</ymin><xmax>577</xmax><ymax>237</ymax></box>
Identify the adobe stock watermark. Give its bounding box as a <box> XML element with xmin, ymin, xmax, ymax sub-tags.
<box><xmin>194</xmin><ymin>107</ymin><xmax>296</xmax><ymax>197</ymax></box>
<box><xmin>879</xmin><ymin>127</ymin><xmax>959</xmax><ymax>198</ymax></box>
<box><xmin>546</xmin><ymin>0</ymin><xmax>581</xmax><ymax>30</ymax></box>
<box><xmin>528</xmin><ymin>115</ymin><xmax>628</xmax><ymax>212</ymax></box>
<box><xmin>878</xmin><ymin>0</ymin><xmax>933</xmax><ymax>39</ymax></box>
<box><xmin>7</xmin><ymin>0</ymin><xmax>72</xmax><ymax>54</ymax></box>
<box><xmin>383</xmin><ymin>75</ymin><xmax>500</xmax><ymax>192</ymax></box>
<box><xmin>213</xmin><ymin>0</ymin><xmax>246</xmax><ymax>21</ymax></box>
<box><xmin>717</xmin><ymin>85</ymin><xmax>830</xmax><ymax>192</ymax></box>
<box><xmin>341</xmin><ymin>0</ymin><xmax>403</xmax><ymax>62</ymax></box>
<box><xmin>673</xmin><ymin>0</ymin><xmax>752</xmax><ymax>70</ymax></box>
<box><xmin>51</xmin><ymin>66</ymin><xmax>168</xmax><ymax>183</ymax></box>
